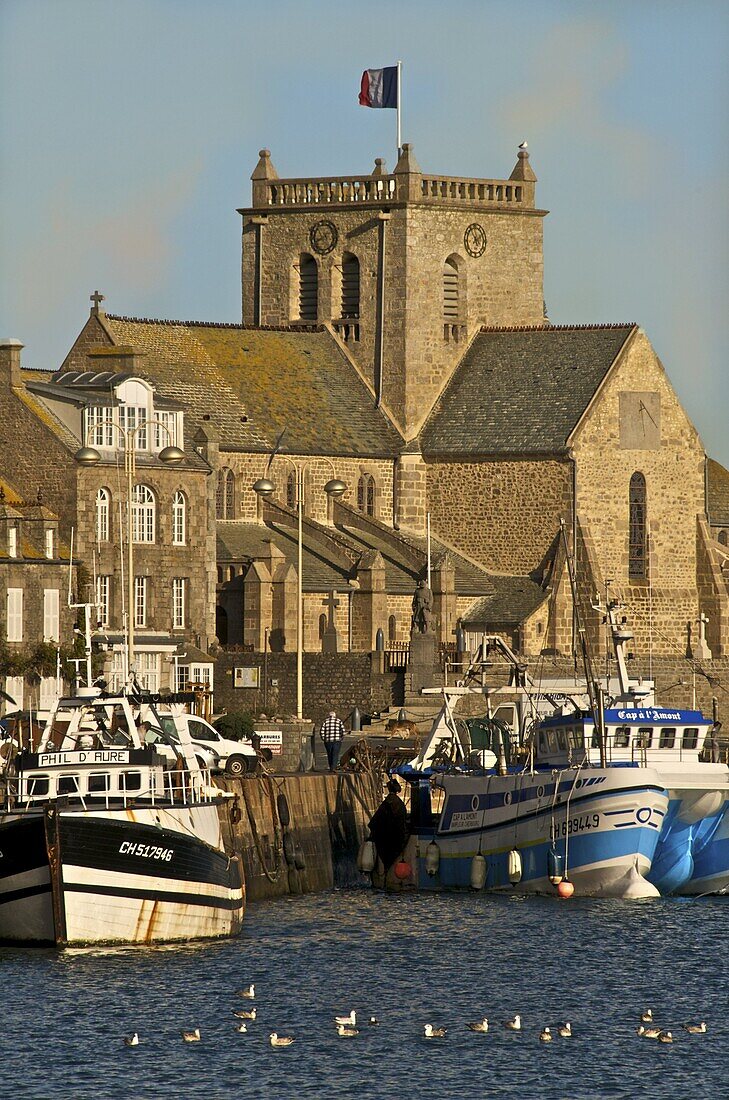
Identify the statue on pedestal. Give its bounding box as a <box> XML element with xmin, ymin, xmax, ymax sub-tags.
<box><xmin>411</xmin><ymin>579</ymin><xmax>434</xmax><ymax>636</ymax></box>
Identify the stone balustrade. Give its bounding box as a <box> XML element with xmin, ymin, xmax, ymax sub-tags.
<box><xmin>253</xmin><ymin>172</ymin><xmax>533</xmax><ymax>209</ymax></box>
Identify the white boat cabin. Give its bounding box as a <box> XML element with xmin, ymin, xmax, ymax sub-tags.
<box><xmin>536</xmin><ymin>707</ymin><xmax>714</xmax><ymax>768</ymax></box>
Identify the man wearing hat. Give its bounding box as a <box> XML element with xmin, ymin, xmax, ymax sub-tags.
<box><xmin>318</xmin><ymin>709</ymin><xmax>346</xmax><ymax>772</ymax></box>
<box><xmin>368</xmin><ymin>777</ymin><xmax>408</xmax><ymax>871</ymax></box>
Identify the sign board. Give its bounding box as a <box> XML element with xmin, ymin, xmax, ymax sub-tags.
<box><xmin>256</xmin><ymin>729</ymin><xmax>283</xmax><ymax>756</ymax></box>
<box><xmin>234</xmin><ymin>667</ymin><xmax>260</xmax><ymax>689</ymax></box>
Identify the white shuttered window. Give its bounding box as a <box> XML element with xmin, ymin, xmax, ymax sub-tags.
<box><xmin>6</xmin><ymin>588</ymin><xmax>23</xmax><ymax>642</ymax></box>
<box><xmin>43</xmin><ymin>588</ymin><xmax>60</xmax><ymax>641</ymax></box>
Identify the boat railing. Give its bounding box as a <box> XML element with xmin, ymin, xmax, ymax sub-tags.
<box><xmin>1</xmin><ymin>765</ymin><xmax>221</xmax><ymax>813</ymax></box>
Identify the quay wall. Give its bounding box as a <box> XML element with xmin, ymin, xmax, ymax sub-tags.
<box><xmin>214</xmin><ymin>650</ymin><xmax>400</xmax><ymax>726</ymax></box>
<box><xmin>216</xmin><ymin>772</ymin><xmax>382</xmax><ymax>902</ymax></box>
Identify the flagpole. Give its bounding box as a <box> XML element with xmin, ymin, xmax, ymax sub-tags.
<box><xmin>396</xmin><ymin>60</ymin><xmax>402</xmax><ymax>159</ymax></box>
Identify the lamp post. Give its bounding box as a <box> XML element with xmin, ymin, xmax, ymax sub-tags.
<box><xmin>75</xmin><ymin>421</ymin><xmax>184</xmax><ymax>668</ymax></box>
<box><xmin>253</xmin><ymin>469</ymin><xmax>346</xmax><ymax>719</ymax></box>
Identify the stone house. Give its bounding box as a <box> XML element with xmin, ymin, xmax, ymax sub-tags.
<box><xmin>0</xmin><ymin>475</ymin><xmax>76</xmax><ymax>714</ymax></box>
<box><xmin>0</xmin><ymin>339</ymin><xmax>216</xmax><ymax>693</ymax></box>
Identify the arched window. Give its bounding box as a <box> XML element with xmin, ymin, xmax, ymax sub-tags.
<box><xmin>318</xmin><ymin>613</ymin><xmax>327</xmax><ymax>640</ymax></box>
<box><xmin>341</xmin><ymin>253</ymin><xmax>360</xmax><ymax>318</ymax></box>
<box><xmin>216</xmin><ymin>468</ymin><xmax>235</xmax><ymax>519</ymax></box>
<box><xmin>388</xmin><ymin>614</ymin><xmax>397</xmax><ymax>642</ymax></box>
<box><xmin>719</xmin><ymin>530</ymin><xmax>728</xmax><ymax>547</ymax></box>
<box><xmin>629</xmin><ymin>472</ymin><xmax>647</xmax><ymax>580</ymax></box>
<box><xmin>172</xmin><ymin>490</ymin><xmax>186</xmax><ymax>545</ymax></box>
<box><xmin>298</xmin><ymin>254</ymin><xmax>318</xmax><ymax>320</ymax></box>
<box><xmin>95</xmin><ymin>488</ymin><xmax>110</xmax><ymax>542</ymax></box>
<box><xmin>225</xmin><ymin>469</ymin><xmax>235</xmax><ymax>517</ymax></box>
<box><xmin>286</xmin><ymin>471</ymin><xmax>297</xmax><ymax>510</ymax></box>
<box><xmin>357</xmin><ymin>474</ymin><xmax>376</xmax><ymax>517</ymax></box>
<box><xmin>443</xmin><ymin>258</ymin><xmax>459</xmax><ymax>320</ymax></box>
<box><xmin>132</xmin><ymin>484</ymin><xmax>156</xmax><ymax>543</ymax></box>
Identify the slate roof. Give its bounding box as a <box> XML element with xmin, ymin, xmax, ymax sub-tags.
<box><xmin>707</xmin><ymin>458</ymin><xmax>729</xmax><ymax>526</ymax></box>
<box><xmin>217</xmin><ymin>522</ymin><xmax>351</xmax><ymax>592</ymax></box>
<box><xmin>462</xmin><ymin>578</ymin><xmax>549</xmax><ymax>627</ymax></box>
<box><xmin>419</xmin><ymin>324</ymin><xmax>635</xmax><ymax>456</ymax></box>
<box><xmin>88</xmin><ymin>316</ymin><xmax>403</xmax><ymax>457</ymax></box>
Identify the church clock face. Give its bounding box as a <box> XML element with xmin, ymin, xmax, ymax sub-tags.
<box><xmin>309</xmin><ymin>220</ymin><xmax>338</xmax><ymax>255</ymax></box>
<box><xmin>464</xmin><ymin>223</ymin><xmax>487</xmax><ymax>258</ymax></box>
<box><xmin>619</xmin><ymin>391</ymin><xmax>661</xmax><ymax>450</ymax></box>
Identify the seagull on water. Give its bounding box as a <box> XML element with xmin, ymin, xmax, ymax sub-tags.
<box><xmin>641</xmin><ymin>1009</ymin><xmax>653</xmax><ymax>1023</ymax></box>
<box><xmin>539</xmin><ymin>1027</ymin><xmax>553</xmax><ymax>1043</ymax></box>
<box><xmin>639</xmin><ymin>1026</ymin><xmax>662</xmax><ymax>1039</ymax></box>
<box><xmin>467</xmin><ymin>1019</ymin><xmax>489</xmax><ymax>1033</ymax></box>
<box><xmin>233</xmin><ymin>1007</ymin><xmax>256</xmax><ymax>1020</ymax></box>
<box><xmin>558</xmin><ymin>1022</ymin><xmax>572</xmax><ymax>1037</ymax></box>
<box><xmin>504</xmin><ymin>1015</ymin><xmax>521</xmax><ymax>1031</ymax></box>
<box><xmin>334</xmin><ymin>1010</ymin><xmax>356</xmax><ymax>1026</ymax></box>
<box><xmin>123</xmin><ymin>1032</ymin><xmax>139</xmax><ymax>1047</ymax></box>
<box><xmin>658</xmin><ymin>1031</ymin><xmax>674</xmax><ymax>1044</ymax></box>
<box><xmin>239</xmin><ymin>984</ymin><xmax>255</xmax><ymax>999</ymax></box>
<box><xmin>182</xmin><ymin>1029</ymin><xmax>201</xmax><ymax>1043</ymax></box>
<box><xmin>336</xmin><ymin>1024</ymin><xmax>359</xmax><ymax>1037</ymax></box>
<box><xmin>683</xmin><ymin>1021</ymin><xmax>707</xmax><ymax>1034</ymax></box>
<box><xmin>269</xmin><ymin>1032</ymin><xmax>295</xmax><ymax>1047</ymax></box>
<box><xmin>234</xmin><ymin>1023</ymin><xmax>248</xmax><ymax>1034</ymax></box>
<box><xmin>424</xmin><ymin>1024</ymin><xmax>447</xmax><ymax>1038</ymax></box>
<box><xmin>368</xmin><ymin>1016</ymin><xmax>379</xmax><ymax>1026</ymax></box>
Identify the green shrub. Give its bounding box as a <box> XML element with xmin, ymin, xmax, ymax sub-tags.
<box><xmin>214</xmin><ymin>711</ymin><xmax>256</xmax><ymax>742</ymax></box>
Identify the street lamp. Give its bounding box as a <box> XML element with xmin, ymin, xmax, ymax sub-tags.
<box><xmin>254</xmin><ymin>469</ymin><xmax>347</xmax><ymax>720</ymax></box>
<box><xmin>75</xmin><ymin>421</ymin><xmax>185</xmax><ymax>668</ymax></box>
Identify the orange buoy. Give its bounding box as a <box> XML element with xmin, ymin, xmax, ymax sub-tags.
<box><xmin>394</xmin><ymin>860</ymin><xmax>412</xmax><ymax>881</ymax></box>
<box><xmin>557</xmin><ymin>879</ymin><xmax>575</xmax><ymax>898</ymax></box>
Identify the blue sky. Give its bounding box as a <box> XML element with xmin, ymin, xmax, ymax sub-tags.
<box><xmin>1</xmin><ymin>0</ymin><xmax>727</xmax><ymax>461</ymax></box>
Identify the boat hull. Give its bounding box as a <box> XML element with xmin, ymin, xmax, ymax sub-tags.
<box><xmin>0</xmin><ymin>806</ymin><xmax>244</xmax><ymax>945</ymax></box>
<box><xmin>384</xmin><ymin>770</ymin><xmax>668</xmax><ymax>899</ymax></box>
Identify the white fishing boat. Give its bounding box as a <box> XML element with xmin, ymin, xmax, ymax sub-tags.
<box><xmin>369</xmin><ymin>605</ymin><xmax>729</xmax><ymax>899</ymax></box>
<box><xmin>0</xmin><ymin>611</ymin><xmax>244</xmax><ymax>945</ymax></box>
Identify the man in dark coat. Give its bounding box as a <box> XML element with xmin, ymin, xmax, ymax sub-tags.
<box><xmin>368</xmin><ymin>778</ymin><xmax>408</xmax><ymax>870</ymax></box>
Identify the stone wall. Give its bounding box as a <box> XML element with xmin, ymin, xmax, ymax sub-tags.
<box><xmin>426</xmin><ymin>457</ymin><xmax>571</xmax><ymax>573</ymax></box>
<box><xmin>216</xmin><ymin>772</ymin><xmax>382</xmax><ymax>901</ymax></box>
<box><xmin>213</xmin><ymin>649</ymin><xmax>398</xmax><ymax>725</ymax></box>
<box><xmin>571</xmin><ymin>329</ymin><xmax>705</xmax><ymax>653</ymax></box>
<box><xmin>75</xmin><ymin>463</ymin><xmax>216</xmax><ymax>647</ymax></box>
<box><xmin>217</xmin><ymin>451</ymin><xmax>396</xmax><ymax>527</ymax></box>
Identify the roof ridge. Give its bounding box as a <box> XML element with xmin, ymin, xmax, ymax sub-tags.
<box><xmin>105</xmin><ymin>314</ymin><xmax>325</xmax><ymax>334</ymax></box>
<box><xmin>478</xmin><ymin>322</ymin><xmax>636</xmax><ymax>334</ymax></box>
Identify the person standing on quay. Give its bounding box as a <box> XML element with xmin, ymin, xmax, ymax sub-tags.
<box><xmin>319</xmin><ymin>710</ymin><xmax>345</xmax><ymax>772</ymax></box>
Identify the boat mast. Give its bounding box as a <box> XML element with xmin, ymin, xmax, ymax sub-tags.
<box><xmin>559</xmin><ymin>520</ymin><xmax>606</xmax><ymax>767</ymax></box>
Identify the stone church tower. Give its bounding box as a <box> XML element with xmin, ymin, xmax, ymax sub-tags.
<box><xmin>239</xmin><ymin>144</ymin><xmax>545</xmax><ymax>439</ymax></box>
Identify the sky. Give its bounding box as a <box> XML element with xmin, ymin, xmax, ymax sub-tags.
<box><xmin>1</xmin><ymin>0</ymin><xmax>727</xmax><ymax>461</ymax></box>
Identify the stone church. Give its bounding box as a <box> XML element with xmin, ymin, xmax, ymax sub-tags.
<box><xmin>5</xmin><ymin>141</ymin><xmax>729</xmax><ymax>679</ymax></box>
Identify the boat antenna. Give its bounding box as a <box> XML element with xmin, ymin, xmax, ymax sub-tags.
<box><xmin>559</xmin><ymin>519</ymin><xmax>607</xmax><ymax>767</ymax></box>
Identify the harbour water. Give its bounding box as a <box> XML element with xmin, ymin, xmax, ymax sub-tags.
<box><xmin>1</xmin><ymin>889</ymin><xmax>726</xmax><ymax>1100</ymax></box>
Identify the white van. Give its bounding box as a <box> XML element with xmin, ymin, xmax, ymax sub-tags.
<box><xmin>157</xmin><ymin>713</ymin><xmax>258</xmax><ymax>776</ymax></box>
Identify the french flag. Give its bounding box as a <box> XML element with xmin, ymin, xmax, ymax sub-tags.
<box><xmin>359</xmin><ymin>67</ymin><xmax>398</xmax><ymax>109</ymax></box>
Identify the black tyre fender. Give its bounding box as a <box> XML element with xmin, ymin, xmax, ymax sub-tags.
<box><xmin>294</xmin><ymin>847</ymin><xmax>306</xmax><ymax>871</ymax></box>
<box><xmin>282</xmin><ymin>830</ymin><xmax>296</xmax><ymax>866</ymax></box>
<box><xmin>277</xmin><ymin>792</ymin><xmax>291</xmax><ymax>828</ymax></box>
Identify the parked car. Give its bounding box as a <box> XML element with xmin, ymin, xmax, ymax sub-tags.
<box><xmin>142</xmin><ymin>724</ymin><xmax>218</xmax><ymax>773</ymax></box>
<box><xmin>157</xmin><ymin>714</ymin><xmax>258</xmax><ymax>776</ymax></box>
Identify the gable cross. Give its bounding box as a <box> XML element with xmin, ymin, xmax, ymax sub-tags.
<box><xmin>90</xmin><ymin>290</ymin><xmax>106</xmax><ymax>314</ymax></box>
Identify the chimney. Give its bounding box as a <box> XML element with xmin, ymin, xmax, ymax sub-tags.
<box><xmin>0</xmin><ymin>339</ymin><xmax>24</xmax><ymax>389</ymax></box>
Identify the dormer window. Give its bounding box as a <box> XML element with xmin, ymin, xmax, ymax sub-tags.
<box><xmin>7</xmin><ymin>526</ymin><xmax>17</xmax><ymax>558</ymax></box>
<box><xmin>119</xmin><ymin>403</ymin><xmax>148</xmax><ymax>449</ymax></box>
<box><xmin>45</xmin><ymin>529</ymin><xmax>55</xmax><ymax>559</ymax></box>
